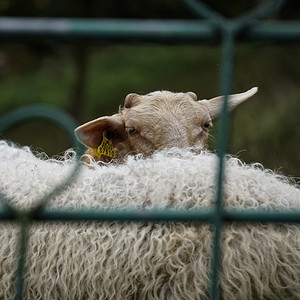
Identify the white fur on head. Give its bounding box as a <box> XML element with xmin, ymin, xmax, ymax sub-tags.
<box><xmin>74</xmin><ymin>88</ymin><xmax>258</xmax><ymax>163</ymax></box>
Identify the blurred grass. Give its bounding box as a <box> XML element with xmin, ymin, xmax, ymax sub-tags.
<box><xmin>0</xmin><ymin>43</ymin><xmax>299</xmax><ymax>176</ymax></box>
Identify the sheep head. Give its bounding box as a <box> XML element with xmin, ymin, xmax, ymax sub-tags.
<box><xmin>75</xmin><ymin>87</ymin><xmax>258</xmax><ymax>162</ymax></box>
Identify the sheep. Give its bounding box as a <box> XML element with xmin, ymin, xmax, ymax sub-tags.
<box><xmin>0</xmin><ymin>141</ymin><xmax>299</xmax><ymax>300</ymax></box>
<box><xmin>75</xmin><ymin>87</ymin><xmax>258</xmax><ymax>162</ymax></box>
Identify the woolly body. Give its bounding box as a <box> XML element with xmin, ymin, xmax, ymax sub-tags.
<box><xmin>0</xmin><ymin>141</ymin><xmax>299</xmax><ymax>299</ymax></box>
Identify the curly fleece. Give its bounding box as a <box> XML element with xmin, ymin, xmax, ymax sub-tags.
<box><xmin>0</xmin><ymin>141</ymin><xmax>299</xmax><ymax>300</ymax></box>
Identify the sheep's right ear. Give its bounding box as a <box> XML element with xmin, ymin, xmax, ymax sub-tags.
<box><xmin>74</xmin><ymin>113</ymin><xmax>125</xmax><ymax>149</ymax></box>
<box><xmin>198</xmin><ymin>87</ymin><xmax>258</xmax><ymax>121</ymax></box>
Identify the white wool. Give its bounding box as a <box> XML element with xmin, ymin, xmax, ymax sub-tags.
<box><xmin>0</xmin><ymin>141</ymin><xmax>299</xmax><ymax>300</ymax></box>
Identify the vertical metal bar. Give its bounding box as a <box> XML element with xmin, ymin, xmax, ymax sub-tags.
<box><xmin>15</xmin><ymin>216</ymin><xmax>30</xmax><ymax>300</ymax></box>
<box><xmin>209</xmin><ymin>25</ymin><xmax>236</xmax><ymax>300</ymax></box>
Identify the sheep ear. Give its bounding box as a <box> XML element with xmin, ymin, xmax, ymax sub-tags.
<box><xmin>74</xmin><ymin>113</ymin><xmax>125</xmax><ymax>149</ymax></box>
<box><xmin>124</xmin><ymin>93</ymin><xmax>140</xmax><ymax>108</ymax></box>
<box><xmin>198</xmin><ymin>87</ymin><xmax>258</xmax><ymax>121</ymax></box>
<box><xmin>187</xmin><ymin>91</ymin><xmax>197</xmax><ymax>101</ymax></box>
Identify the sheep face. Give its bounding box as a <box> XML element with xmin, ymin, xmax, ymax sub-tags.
<box><xmin>75</xmin><ymin>87</ymin><xmax>257</xmax><ymax>162</ymax></box>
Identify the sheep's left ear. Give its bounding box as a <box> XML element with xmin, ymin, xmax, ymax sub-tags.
<box><xmin>198</xmin><ymin>87</ymin><xmax>258</xmax><ymax>121</ymax></box>
<box><xmin>74</xmin><ymin>113</ymin><xmax>125</xmax><ymax>149</ymax></box>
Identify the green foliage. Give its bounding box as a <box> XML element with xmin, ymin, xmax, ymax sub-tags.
<box><xmin>85</xmin><ymin>45</ymin><xmax>220</xmax><ymax>118</ymax></box>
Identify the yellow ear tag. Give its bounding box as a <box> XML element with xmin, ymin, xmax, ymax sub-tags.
<box><xmin>92</xmin><ymin>131</ymin><xmax>116</xmax><ymax>158</ymax></box>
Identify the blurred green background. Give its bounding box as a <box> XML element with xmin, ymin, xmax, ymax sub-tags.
<box><xmin>0</xmin><ymin>0</ymin><xmax>299</xmax><ymax>177</ymax></box>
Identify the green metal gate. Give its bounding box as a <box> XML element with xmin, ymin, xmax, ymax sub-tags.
<box><xmin>0</xmin><ymin>0</ymin><xmax>299</xmax><ymax>299</ymax></box>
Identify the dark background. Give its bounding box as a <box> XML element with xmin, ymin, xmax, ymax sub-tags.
<box><xmin>0</xmin><ymin>0</ymin><xmax>299</xmax><ymax>177</ymax></box>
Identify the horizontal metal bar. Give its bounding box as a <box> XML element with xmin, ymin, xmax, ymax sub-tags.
<box><xmin>224</xmin><ymin>210</ymin><xmax>300</xmax><ymax>223</ymax></box>
<box><xmin>1</xmin><ymin>207</ymin><xmax>299</xmax><ymax>223</ymax></box>
<box><xmin>0</xmin><ymin>18</ymin><xmax>299</xmax><ymax>43</ymax></box>
<box><xmin>244</xmin><ymin>21</ymin><xmax>300</xmax><ymax>42</ymax></box>
<box><xmin>0</xmin><ymin>208</ymin><xmax>215</xmax><ymax>223</ymax></box>
<box><xmin>0</xmin><ymin>18</ymin><xmax>214</xmax><ymax>43</ymax></box>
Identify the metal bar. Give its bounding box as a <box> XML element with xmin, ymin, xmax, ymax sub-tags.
<box><xmin>0</xmin><ymin>18</ymin><xmax>299</xmax><ymax>42</ymax></box>
<box><xmin>224</xmin><ymin>210</ymin><xmax>300</xmax><ymax>223</ymax></box>
<box><xmin>244</xmin><ymin>22</ymin><xmax>300</xmax><ymax>42</ymax></box>
<box><xmin>209</xmin><ymin>26</ymin><xmax>236</xmax><ymax>300</ymax></box>
<box><xmin>181</xmin><ymin>0</ymin><xmax>225</xmax><ymax>22</ymax></box>
<box><xmin>2</xmin><ymin>208</ymin><xmax>299</xmax><ymax>223</ymax></box>
<box><xmin>1</xmin><ymin>208</ymin><xmax>215</xmax><ymax>223</ymax></box>
<box><xmin>15</xmin><ymin>216</ymin><xmax>30</xmax><ymax>300</ymax></box>
<box><xmin>237</xmin><ymin>0</ymin><xmax>287</xmax><ymax>22</ymax></box>
<box><xmin>0</xmin><ymin>18</ymin><xmax>214</xmax><ymax>42</ymax></box>
<box><xmin>0</xmin><ymin>105</ymin><xmax>78</xmax><ymax>140</ymax></box>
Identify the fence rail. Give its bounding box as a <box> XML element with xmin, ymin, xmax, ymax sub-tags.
<box><xmin>0</xmin><ymin>0</ymin><xmax>299</xmax><ymax>299</ymax></box>
<box><xmin>0</xmin><ymin>18</ymin><xmax>300</xmax><ymax>42</ymax></box>
<box><xmin>2</xmin><ymin>208</ymin><xmax>300</xmax><ymax>224</ymax></box>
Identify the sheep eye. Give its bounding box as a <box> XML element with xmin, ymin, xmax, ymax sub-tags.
<box><xmin>203</xmin><ymin>123</ymin><xmax>210</xmax><ymax>129</ymax></box>
<box><xmin>127</xmin><ymin>127</ymin><xmax>137</xmax><ymax>135</ymax></box>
